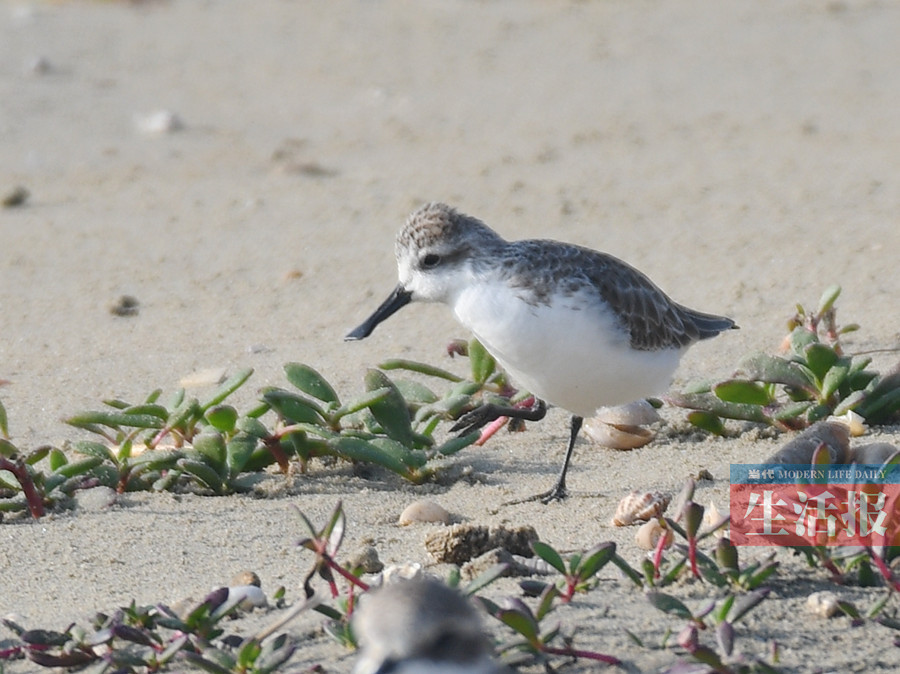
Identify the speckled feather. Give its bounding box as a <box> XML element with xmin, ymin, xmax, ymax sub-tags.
<box><xmin>398</xmin><ymin>202</ymin><xmax>735</xmax><ymax>352</ymax></box>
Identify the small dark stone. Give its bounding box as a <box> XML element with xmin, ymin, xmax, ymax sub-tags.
<box><xmin>110</xmin><ymin>295</ymin><xmax>140</xmax><ymax>317</ymax></box>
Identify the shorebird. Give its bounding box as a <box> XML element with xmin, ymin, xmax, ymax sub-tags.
<box><xmin>346</xmin><ymin>202</ymin><xmax>735</xmax><ymax>502</ymax></box>
<box><xmin>353</xmin><ymin>577</ymin><xmax>507</xmax><ymax>674</ymax></box>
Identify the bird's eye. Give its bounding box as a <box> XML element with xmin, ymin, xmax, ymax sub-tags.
<box><xmin>421</xmin><ymin>253</ymin><xmax>441</xmax><ymax>269</ymax></box>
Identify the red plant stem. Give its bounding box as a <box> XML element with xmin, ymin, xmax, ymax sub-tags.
<box><xmin>323</xmin><ymin>554</ymin><xmax>370</xmax><ymax>592</ymax></box>
<box><xmin>652</xmin><ymin>522</ymin><xmax>668</xmax><ymax>579</ymax></box>
<box><xmin>688</xmin><ymin>535</ymin><xmax>700</xmax><ymax>579</ymax></box>
<box><xmin>0</xmin><ymin>456</ymin><xmax>44</xmax><ymax>518</ymax></box>
<box><xmin>541</xmin><ymin>645</ymin><xmax>620</xmax><ymax>665</ymax></box>
<box><xmin>262</xmin><ymin>436</ymin><xmax>291</xmax><ymax>473</ymax></box>
<box><xmin>867</xmin><ymin>547</ymin><xmax>900</xmax><ymax>593</ymax></box>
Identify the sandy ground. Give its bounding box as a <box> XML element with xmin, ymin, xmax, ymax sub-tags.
<box><xmin>2</xmin><ymin>0</ymin><xmax>900</xmax><ymax>671</ymax></box>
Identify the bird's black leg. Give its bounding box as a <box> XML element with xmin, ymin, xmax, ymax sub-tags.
<box><xmin>450</xmin><ymin>398</ymin><xmax>547</xmax><ymax>436</ymax></box>
<box><xmin>506</xmin><ymin>415</ymin><xmax>583</xmax><ymax>505</ymax></box>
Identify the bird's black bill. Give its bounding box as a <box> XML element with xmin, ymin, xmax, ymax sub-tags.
<box><xmin>344</xmin><ymin>285</ymin><xmax>412</xmax><ymax>341</ymax></box>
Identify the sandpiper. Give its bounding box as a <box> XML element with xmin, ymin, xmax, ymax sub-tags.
<box><xmin>346</xmin><ymin>202</ymin><xmax>735</xmax><ymax>502</ymax></box>
<box><xmin>352</xmin><ymin>577</ymin><xmax>507</xmax><ymax>674</ymax></box>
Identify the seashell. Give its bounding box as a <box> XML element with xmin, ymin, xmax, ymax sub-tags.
<box><xmin>380</xmin><ymin>562</ymin><xmax>423</xmax><ymax>585</ymax></box>
<box><xmin>213</xmin><ymin>585</ymin><xmax>267</xmax><ymax>617</ymax></box>
<box><xmin>583</xmin><ymin>419</ymin><xmax>655</xmax><ymax>450</ymax></box>
<box><xmin>806</xmin><ymin>591</ymin><xmax>840</xmax><ymax>618</ymax></box>
<box><xmin>594</xmin><ymin>400</ymin><xmax>662</xmax><ymax>426</ymax></box>
<box><xmin>585</xmin><ymin>401</ymin><xmax>660</xmax><ymax>450</ymax></box>
<box><xmin>398</xmin><ymin>499</ymin><xmax>451</xmax><ymax>526</ymax></box>
<box><xmin>703</xmin><ymin>501</ymin><xmax>728</xmax><ymax>538</ymax></box>
<box><xmin>611</xmin><ymin>491</ymin><xmax>670</xmax><ymax>526</ymax></box>
<box><xmin>635</xmin><ymin>519</ymin><xmax>674</xmax><ymax>550</ymax></box>
<box><xmin>829</xmin><ymin>410</ymin><xmax>867</xmax><ymax>437</ymax></box>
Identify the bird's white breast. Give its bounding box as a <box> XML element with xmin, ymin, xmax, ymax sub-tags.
<box><xmin>452</xmin><ymin>279</ymin><xmax>683</xmax><ymax>417</ymax></box>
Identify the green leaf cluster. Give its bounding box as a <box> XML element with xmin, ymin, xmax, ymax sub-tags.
<box><xmin>671</xmin><ymin>286</ymin><xmax>900</xmax><ymax>434</ymax></box>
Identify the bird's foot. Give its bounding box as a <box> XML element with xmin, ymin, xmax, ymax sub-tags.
<box><xmin>503</xmin><ymin>481</ymin><xmax>568</xmax><ymax>506</ymax></box>
<box><xmin>450</xmin><ymin>398</ymin><xmax>547</xmax><ymax>436</ymax></box>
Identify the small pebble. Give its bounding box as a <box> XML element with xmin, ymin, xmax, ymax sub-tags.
<box><xmin>398</xmin><ymin>499</ymin><xmax>450</xmax><ymax>526</ymax></box>
<box><xmin>134</xmin><ymin>109</ymin><xmax>183</xmax><ymax>135</ymax></box>
<box><xmin>348</xmin><ymin>545</ymin><xmax>384</xmax><ymax>574</ymax></box>
<box><xmin>2</xmin><ymin>186</ymin><xmax>29</xmax><ymax>208</ymax></box>
<box><xmin>109</xmin><ymin>295</ymin><xmax>139</xmax><ymax>317</ymax></box>
<box><xmin>806</xmin><ymin>591</ymin><xmax>841</xmax><ymax>618</ymax></box>
<box><xmin>230</xmin><ymin>570</ymin><xmax>261</xmax><ymax>588</ymax></box>
<box><xmin>73</xmin><ymin>486</ymin><xmax>117</xmax><ymax>512</ymax></box>
<box><xmin>26</xmin><ymin>56</ymin><xmax>52</xmax><ymax>75</ymax></box>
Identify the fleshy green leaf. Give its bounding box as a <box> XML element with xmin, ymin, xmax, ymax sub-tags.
<box><xmin>531</xmin><ymin>541</ymin><xmax>567</xmax><ymax>575</ymax></box>
<box><xmin>178</xmin><ymin>458</ymin><xmax>224</xmax><ymax>494</ymax></box>
<box><xmin>226</xmin><ymin>433</ymin><xmax>257</xmax><ymax>476</ymax></box>
<box><xmin>0</xmin><ymin>399</ymin><xmax>8</xmax><ymax>438</ymax></box>
<box><xmin>200</xmin><ymin>367</ymin><xmax>254</xmax><ymax>412</ymax></box>
<box><xmin>714</xmin><ymin>380</ymin><xmax>772</xmax><ymax>406</ymax></box>
<box><xmin>193</xmin><ymin>432</ymin><xmax>227</xmax><ymax>474</ymax></box>
<box><xmin>646</xmin><ymin>591</ymin><xmax>693</xmax><ymax>620</ymax></box>
<box><xmin>48</xmin><ymin>448</ymin><xmax>68</xmax><ymax>472</ymax></box>
<box><xmin>377</xmin><ymin>358</ymin><xmax>464</xmax><ymax>382</ymax></box>
<box><xmin>739</xmin><ymin>352</ymin><xmax>817</xmax><ymax>391</ymax></box>
<box><xmin>816</xmin><ymin>284</ymin><xmax>842</xmax><ymax>315</ymax></box>
<box><xmin>667</xmin><ymin>392</ymin><xmax>772</xmax><ymax>424</ymax></box>
<box><xmin>205</xmin><ymin>405</ymin><xmax>238</xmax><ymax>433</ymax></box>
<box><xmin>468</xmin><ymin>339</ymin><xmax>496</xmax><ymax>384</ymax></box>
<box><xmin>434</xmin><ymin>432</ymin><xmax>479</xmax><ymax>456</ymax></box>
<box><xmin>262</xmin><ymin>390</ymin><xmax>325</xmax><ymax>425</ymax></box>
<box><xmin>66</xmin><ymin>411</ymin><xmax>165</xmax><ymax>430</ymax></box>
<box><xmin>327</xmin><ymin>436</ymin><xmax>411</xmax><ymax>478</ymax></box>
<box><xmin>687</xmin><ymin>411</ymin><xmax>727</xmax><ymax>435</ymax></box>
<box><xmin>577</xmin><ymin>542</ymin><xmax>615</xmax><ymax>579</ymax></box>
<box><xmin>52</xmin><ymin>456</ymin><xmax>104</xmax><ymax>479</ymax></box>
<box><xmin>368</xmin><ymin>437</ymin><xmax>428</xmax><ymax>469</ymax></box>
<box><xmin>364</xmin><ymin>370</ymin><xmax>423</xmax><ymax>447</ymax></box>
<box><xmin>804</xmin><ymin>343</ymin><xmax>839</xmax><ymax>381</ymax></box>
<box><xmin>284</xmin><ymin>363</ymin><xmax>339</xmax><ymax>405</ymax></box>
<box><xmin>728</xmin><ymin>588</ymin><xmax>770</xmax><ymax>623</ymax></box>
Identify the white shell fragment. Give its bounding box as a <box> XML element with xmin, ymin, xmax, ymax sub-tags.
<box><xmin>635</xmin><ymin>519</ymin><xmax>674</xmax><ymax>550</ymax></box>
<box><xmin>584</xmin><ymin>401</ymin><xmax>660</xmax><ymax>450</ymax></box>
<box><xmin>806</xmin><ymin>591</ymin><xmax>840</xmax><ymax>618</ymax></box>
<box><xmin>380</xmin><ymin>563</ymin><xmax>424</xmax><ymax>585</ymax></box>
<box><xmin>212</xmin><ymin>585</ymin><xmax>268</xmax><ymax>619</ymax></box>
<box><xmin>830</xmin><ymin>410</ymin><xmax>867</xmax><ymax>437</ymax></box>
<box><xmin>179</xmin><ymin>367</ymin><xmax>227</xmax><ymax>388</ymax></box>
<box><xmin>612</xmin><ymin>491</ymin><xmax>670</xmax><ymax>526</ymax></box>
<box><xmin>398</xmin><ymin>499</ymin><xmax>451</xmax><ymax>526</ymax></box>
<box><xmin>134</xmin><ymin>109</ymin><xmax>183</xmax><ymax>135</ymax></box>
<box><xmin>703</xmin><ymin>501</ymin><xmax>728</xmax><ymax>538</ymax></box>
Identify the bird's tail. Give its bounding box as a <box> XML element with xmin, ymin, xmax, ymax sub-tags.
<box><xmin>683</xmin><ymin>307</ymin><xmax>738</xmax><ymax>340</ymax></box>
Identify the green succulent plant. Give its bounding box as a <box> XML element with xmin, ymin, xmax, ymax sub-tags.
<box><xmin>670</xmin><ymin>286</ymin><xmax>900</xmax><ymax>434</ymax></box>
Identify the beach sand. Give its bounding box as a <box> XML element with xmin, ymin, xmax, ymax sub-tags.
<box><xmin>2</xmin><ymin>1</ymin><xmax>900</xmax><ymax>671</ymax></box>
